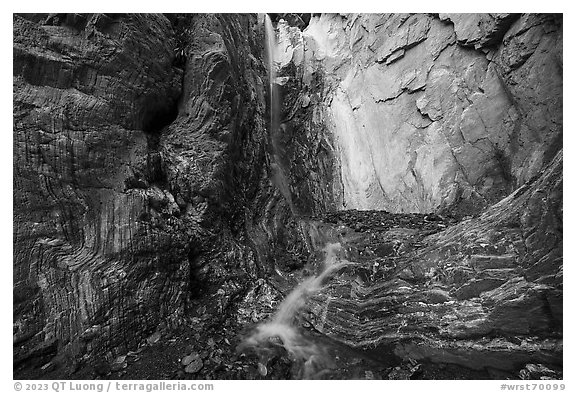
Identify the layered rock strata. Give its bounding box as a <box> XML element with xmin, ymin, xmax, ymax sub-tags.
<box><xmin>13</xmin><ymin>13</ymin><xmax>274</xmax><ymax>375</ymax></box>
<box><xmin>305</xmin><ymin>150</ymin><xmax>562</xmax><ymax>374</ymax></box>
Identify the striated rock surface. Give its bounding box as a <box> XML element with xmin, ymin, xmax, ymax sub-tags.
<box><xmin>14</xmin><ymin>13</ymin><xmax>185</xmax><ymax>373</ymax></box>
<box><xmin>304</xmin><ymin>150</ymin><xmax>562</xmax><ymax>374</ymax></box>
<box><xmin>13</xmin><ymin>13</ymin><xmax>272</xmax><ymax>376</ymax></box>
<box><xmin>275</xmin><ymin>13</ymin><xmax>562</xmax><ymax>214</ymax></box>
<box><xmin>226</xmin><ymin>149</ymin><xmax>561</xmax><ymax>378</ymax></box>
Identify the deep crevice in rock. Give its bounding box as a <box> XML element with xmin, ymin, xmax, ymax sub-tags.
<box><xmin>141</xmin><ymin>97</ymin><xmax>180</xmax><ymax>136</ymax></box>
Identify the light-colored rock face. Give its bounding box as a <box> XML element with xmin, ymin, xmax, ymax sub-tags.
<box><xmin>276</xmin><ymin>14</ymin><xmax>562</xmax><ymax>214</ymax></box>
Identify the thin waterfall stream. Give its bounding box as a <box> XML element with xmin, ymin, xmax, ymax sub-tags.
<box><xmin>264</xmin><ymin>14</ymin><xmax>295</xmax><ymax>214</ymax></box>
<box><xmin>238</xmin><ymin>16</ymin><xmax>351</xmax><ymax>379</ymax></box>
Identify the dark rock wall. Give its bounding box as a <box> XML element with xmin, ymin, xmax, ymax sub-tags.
<box><xmin>14</xmin><ymin>13</ymin><xmax>184</xmax><ymax>371</ymax></box>
<box><xmin>13</xmin><ymin>13</ymin><xmax>274</xmax><ymax>373</ymax></box>
<box><xmin>274</xmin><ymin>62</ymin><xmax>339</xmax><ymax>215</ymax></box>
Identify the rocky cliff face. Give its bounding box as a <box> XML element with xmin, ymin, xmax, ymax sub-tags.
<box><xmin>14</xmin><ymin>13</ymin><xmax>562</xmax><ymax>380</ymax></box>
<box><xmin>274</xmin><ymin>13</ymin><xmax>562</xmax><ymax>215</ymax></box>
<box><xmin>14</xmin><ymin>13</ymin><xmax>183</xmax><ymax>372</ymax></box>
<box><xmin>13</xmin><ymin>13</ymin><xmax>274</xmax><ymax>375</ymax></box>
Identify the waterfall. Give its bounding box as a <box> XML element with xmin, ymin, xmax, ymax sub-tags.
<box><xmin>237</xmin><ymin>16</ymin><xmax>349</xmax><ymax>380</ymax></box>
<box><xmin>264</xmin><ymin>14</ymin><xmax>296</xmax><ymax>214</ymax></box>
<box><xmin>264</xmin><ymin>15</ymin><xmax>277</xmax><ymax>128</ymax></box>
<box><xmin>239</xmin><ymin>242</ymin><xmax>350</xmax><ymax>378</ymax></box>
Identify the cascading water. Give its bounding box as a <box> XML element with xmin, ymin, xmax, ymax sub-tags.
<box><xmin>239</xmin><ymin>242</ymin><xmax>350</xmax><ymax>378</ymax></box>
<box><xmin>264</xmin><ymin>14</ymin><xmax>296</xmax><ymax>214</ymax></box>
<box><xmin>238</xmin><ymin>15</ymin><xmax>354</xmax><ymax>380</ymax></box>
<box><xmin>264</xmin><ymin>15</ymin><xmax>278</xmax><ymax>131</ymax></box>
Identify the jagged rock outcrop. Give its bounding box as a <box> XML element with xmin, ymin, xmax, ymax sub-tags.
<box><xmin>13</xmin><ymin>13</ymin><xmax>272</xmax><ymax>376</ymax></box>
<box><xmin>274</xmin><ymin>13</ymin><xmax>562</xmax><ymax>214</ymax></box>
